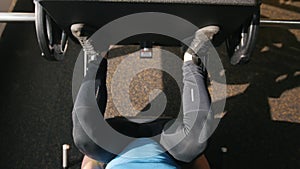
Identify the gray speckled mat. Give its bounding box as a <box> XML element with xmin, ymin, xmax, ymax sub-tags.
<box><xmin>105</xmin><ymin>46</ymin><xmax>183</xmax><ymax>119</ymax></box>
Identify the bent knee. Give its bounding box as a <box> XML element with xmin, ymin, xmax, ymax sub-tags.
<box><xmin>73</xmin><ymin>132</ymin><xmax>114</xmax><ymax>163</ymax></box>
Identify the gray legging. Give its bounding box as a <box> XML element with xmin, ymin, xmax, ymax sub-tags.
<box><xmin>72</xmin><ymin>57</ymin><xmax>212</xmax><ymax>163</ymax></box>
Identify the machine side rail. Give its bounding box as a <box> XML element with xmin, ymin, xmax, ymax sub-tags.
<box><xmin>0</xmin><ymin>12</ymin><xmax>35</xmax><ymax>22</ymax></box>
<box><xmin>1</xmin><ymin>12</ymin><xmax>300</xmax><ymax>29</ymax></box>
<box><xmin>260</xmin><ymin>19</ymin><xmax>300</xmax><ymax>29</ymax></box>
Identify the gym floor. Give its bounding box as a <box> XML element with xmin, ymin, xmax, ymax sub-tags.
<box><xmin>0</xmin><ymin>0</ymin><xmax>299</xmax><ymax>168</ymax></box>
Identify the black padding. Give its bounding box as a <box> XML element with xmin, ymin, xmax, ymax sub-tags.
<box><xmin>37</xmin><ymin>0</ymin><xmax>259</xmax><ymax>6</ymax></box>
<box><xmin>101</xmin><ymin>0</ymin><xmax>258</xmax><ymax>6</ymax></box>
<box><xmin>36</xmin><ymin>0</ymin><xmax>260</xmax><ymax>46</ymax></box>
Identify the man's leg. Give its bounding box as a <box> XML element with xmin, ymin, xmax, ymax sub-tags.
<box><xmin>71</xmin><ymin>24</ymin><xmax>119</xmax><ymax>164</ymax></box>
<box><xmin>181</xmin><ymin>48</ymin><xmax>212</xmax><ymax>169</ymax></box>
<box><xmin>161</xmin><ymin>26</ymin><xmax>219</xmax><ymax>163</ymax></box>
<box><xmin>72</xmin><ymin>58</ymin><xmax>117</xmax><ymax>163</ymax></box>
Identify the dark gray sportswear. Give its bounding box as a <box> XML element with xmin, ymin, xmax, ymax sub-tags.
<box><xmin>72</xmin><ymin>58</ymin><xmax>212</xmax><ymax>164</ymax></box>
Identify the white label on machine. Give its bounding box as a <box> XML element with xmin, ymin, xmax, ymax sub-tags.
<box><xmin>140</xmin><ymin>48</ymin><xmax>153</xmax><ymax>58</ymax></box>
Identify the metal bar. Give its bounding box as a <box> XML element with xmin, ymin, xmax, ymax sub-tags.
<box><xmin>1</xmin><ymin>12</ymin><xmax>300</xmax><ymax>29</ymax></box>
<box><xmin>260</xmin><ymin>19</ymin><xmax>300</xmax><ymax>29</ymax></box>
<box><xmin>0</xmin><ymin>12</ymin><xmax>35</xmax><ymax>22</ymax></box>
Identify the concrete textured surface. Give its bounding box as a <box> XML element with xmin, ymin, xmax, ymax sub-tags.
<box><xmin>0</xmin><ymin>0</ymin><xmax>299</xmax><ymax>168</ymax></box>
